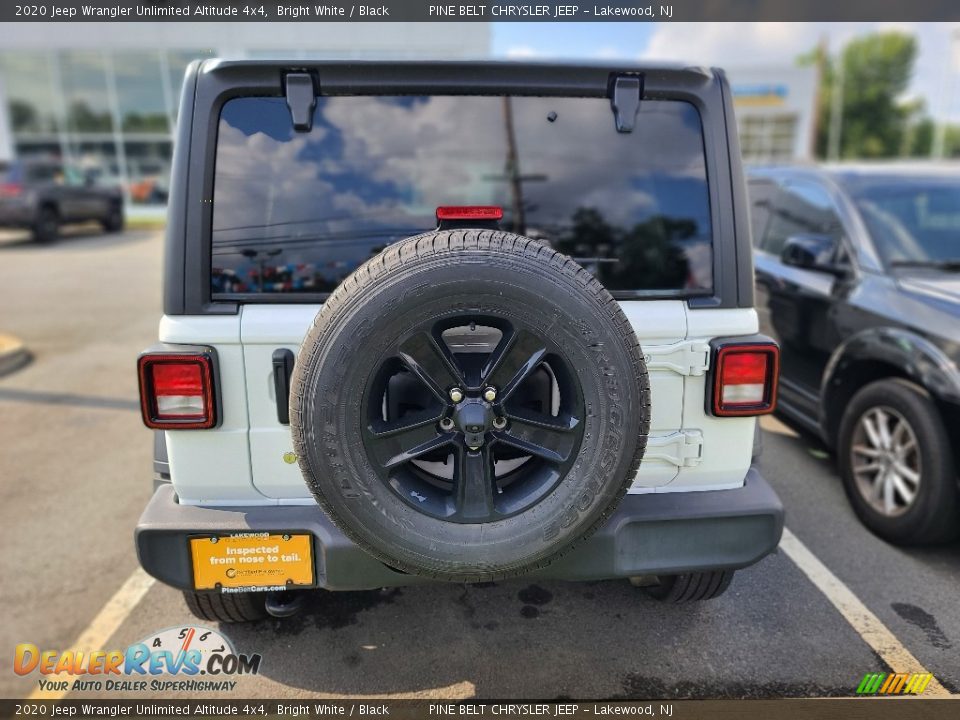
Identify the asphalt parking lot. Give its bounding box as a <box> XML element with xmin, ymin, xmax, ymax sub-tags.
<box><xmin>1</xmin><ymin>228</ymin><xmax>958</xmax><ymax>700</ymax></box>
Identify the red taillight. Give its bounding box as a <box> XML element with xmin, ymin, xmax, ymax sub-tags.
<box><xmin>436</xmin><ymin>205</ymin><xmax>504</xmax><ymax>221</ymax></box>
<box><xmin>0</xmin><ymin>182</ymin><xmax>23</xmax><ymax>198</ymax></box>
<box><xmin>138</xmin><ymin>353</ymin><xmax>216</xmax><ymax>429</ymax></box>
<box><xmin>712</xmin><ymin>343</ymin><xmax>779</xmax><ymax>416</ymax></box>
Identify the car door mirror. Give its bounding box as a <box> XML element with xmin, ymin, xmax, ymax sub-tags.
<box><xmin>781</xmin><ymin>234</ymin><xmax>847</xmax><ymax>277</ymax></box>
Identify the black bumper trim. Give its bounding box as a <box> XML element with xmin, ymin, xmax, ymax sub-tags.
<box><xmin>135</xmin><ymin>467</ymin><xmax>783</xmax><ymax>591</ymax></box>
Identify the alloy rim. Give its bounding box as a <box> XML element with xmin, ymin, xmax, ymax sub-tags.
<box><xmin>850</xmin><ymin>406</ymin><xmax>921</xmax><ymax>517</ymax></box>
<box><xmin>361</xmin><ymin>314</ymin><xmax>585</xmax><ymax>523</ymax></box>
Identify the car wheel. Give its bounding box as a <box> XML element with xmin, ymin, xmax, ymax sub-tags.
<box><xmin>838</xmin><ymin>379</ymin><xmax>959</xmax><ymax>545</ymax></box>
<box><xmin>182</xmin><ymin>591</ymin><xmax>267</xmax><ymax>623</ymax></box>
<box><xmin>290</xmin><ymin>229</ymin><xmax>650</xmax><ymax>582</ymax></box>
<box><xmin>642</xmin><ymin>570</ymin><xmax>735</xmax><ymax>602</ymax></box>
<box><xmin>103</xmin><ymin>203</ymin><xmax>124</xmax><ymax>233</ymax></box>
<box><xmin>32</xmin><ymin>206</ymin><xmax>59</xmax><ymax>244</ymax></box>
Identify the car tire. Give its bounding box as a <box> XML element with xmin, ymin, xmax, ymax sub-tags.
<box><xmin>838</xmin><ymin>379</ymin><xmax>959</xmax><ymax>545</ymax></box>
<box><xmin>290</xmin><ymin>229</ymin><xmax>650</xmax><ymax>583</ymax></box>
<box><xmin>103</xmin><ymin>202</ymin><xmax>124</xmax><ymax>233</ymax></box>
<box><xmin>33</xmin><ymin>206</ymin><xmax>59</xmax><ymax>244</ymax></box>
<box><xmin>182</xmin><ymin>591</ymin><xmax>268</xmax><ymax>624</ymax></box>
<box><xmin>642</xmin><ymin>570</ymin><xmax>735</xmax><ymax>603</ymax></box>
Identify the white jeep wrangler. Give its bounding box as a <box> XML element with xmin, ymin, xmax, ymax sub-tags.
<box><xmin>136</xmin><ymin>60</ymin><xmax>783</xmax><ymax>623</ymax></box>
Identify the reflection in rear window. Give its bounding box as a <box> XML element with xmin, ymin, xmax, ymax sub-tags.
<box><xmin>211</xmin><ymin>95</ymin><xmax>713</xmax><ymax>297</ymax></box>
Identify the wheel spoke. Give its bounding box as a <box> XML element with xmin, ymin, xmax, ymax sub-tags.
<box><xmin>855</xmin><ymin>461</ymin><xmax>882</xmax><ymax>475</ymax></box>
<box><xmin>890</xmin><ymin>421</ymin><xmax>907</xmax><ymax>449</ymax></box>
<box><xmin>861</xmin><ymin>414</ymin><xmax>883</xmax><ymax>449</ymax></box>
<box><xmin>367</xmin><ymin>409</ymin><xmax>450</xmax><ymax>469</ymax></box>
<box><xmin>397</xmin><ymin>331</ymin><xmax>464</xmax><ymax>403</ymax></box>
<box><xmin>852</xmin><ymin>444</ymin><xmax>881</xmax><ymax>459</ymax></box>
<box><xmin>883</xmin><ymin>472</ymin><xmax>896</xmax><ymax>514</ymax></box>
<box><xmin>875</xmin><ymin>410</ymin><xmax>893</xmax><ymax>449</ymax></box>
<box><xmin>482</xmin><ymin>329</ymin><xmax>547</xmax><ymax>402</ymax></box>
<box><xmin>493</xmin><ymin>413</ymin><xmax>578</xmax><ymax>464</ymax></box>
<box><xmin>454</xmin><ymin>446</ymin><xmax>496</xmax><ymax>520</ymax></box>
<box><xmin>890</xmin><ymin>472</ymin><xmax>916</xmax><ymax>506</ymax></box>
<box><xmin>893</xmin><ymin>461</ymin><xmax>920</xmax><ymax>485</ymax></box>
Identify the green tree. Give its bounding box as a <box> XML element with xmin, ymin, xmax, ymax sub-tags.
<box><xmin>809</xmin><ymin>32</ymin><xmax>918</xmax><ymax>159</ymax></box>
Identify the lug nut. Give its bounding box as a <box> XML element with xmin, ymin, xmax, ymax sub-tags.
<box><xmin>449</xmin><ymin>388</ymin><xmax>464</xmax><ymax>403</ymax></box>
<box><xmin>493</xmin><ymin>416</ymin><xmax>507</xmax><ymax>430</ymax></box>
<box><xmin>439</xmin><ymin>417</ymin><xmax>454</xmax><ymax>431</ymax></box>
<box><xmin>483</xmin><ymin>387</ymin><xmax>497</xmax><ymax>402</ymax></box>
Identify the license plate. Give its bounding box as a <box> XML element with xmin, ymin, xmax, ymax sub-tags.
<box><xmin>189</xmin><ymin>532</ymin><xmax>314</xmax><ymax>591</ymax></box>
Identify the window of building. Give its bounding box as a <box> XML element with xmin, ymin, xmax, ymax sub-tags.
<box><xmin>0</xmin><ymin>52</ymin><xmax>60</xmax><ymax>136</ymax></box>
<box><xmin>60</xmin><ymin>51</ymin><xmax>113</xmax><ymax>134</ymax></box>
<box><xmin>739</xmin><ymin>114</ymin><xmax>799</xmax><ymax>162</ymax></box>
<box><xmin>114</xmin><ymin>52</ymin><xmax>170</xmax><ymax>133</ymax></box>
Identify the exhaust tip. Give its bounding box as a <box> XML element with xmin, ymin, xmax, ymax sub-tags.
<box><xmin>264</xmin><ymin>591</ymin><xmax>305</xmax><ymax>618</ymax></box>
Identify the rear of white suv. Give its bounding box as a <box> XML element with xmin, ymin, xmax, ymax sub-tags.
<box><xmin>135</xmin><ymin>60</ymin><xmax>783</xmax><ymax>622</ymax></box>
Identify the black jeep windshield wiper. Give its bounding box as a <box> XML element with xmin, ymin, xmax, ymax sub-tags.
<box><xmin>890</xmin><ymin>259</ymin><xmax>960</xmax><ymax>271</ymax></box>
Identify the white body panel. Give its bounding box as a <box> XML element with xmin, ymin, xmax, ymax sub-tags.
<box><xmin>161</xmin><ymin>302</ymin><xmax>759</xmax><ymax>506</ymax></box>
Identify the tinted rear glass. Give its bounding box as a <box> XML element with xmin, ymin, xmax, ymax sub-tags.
<box><xmin>211</xmin><ymin>95</ymin><xmax>713</xmax><ymax>298</ymax></box>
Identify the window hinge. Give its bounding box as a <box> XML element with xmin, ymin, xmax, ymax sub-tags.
<box><xmin>645</xmin><ymin>430</ymin><xmax>704</xmax><ymax>468</ymax></box>
<box><xmin>285</xmin><ymin>72</ymin><xmax>316</xmax><ymax>132</ymax></box>
<box><xmin>643</xmin><ymin>340</ymin><xmax>711</xmax><ymax>376</ymax></box>
<box><xmin>610</xmin><ymin>74</ymin><xmax>643</xmax><ymax>133</ymax></box>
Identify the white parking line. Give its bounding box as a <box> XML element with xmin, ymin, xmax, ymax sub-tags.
<box><xmin>779</xmin><ymin>527</ymin><xmax>951</xmax><ymax>697</ymax></box>
<box><xmin>24</xmin><ymin>530</ymin><xmax>952</xmax><ymax>701</ymax></box>
<box><xmin>27</xmin><ymin>568</ymin><xmax>156</xmax><ymax>701</ymax></box>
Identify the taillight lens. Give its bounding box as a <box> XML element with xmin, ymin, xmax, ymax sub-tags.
<box><xmin>436</xmin><ymin>205</ymin><xmax>504</xmax><ymax>221</ymax></box>
<box><xmin>0</xmin><ymin>182</ymin><xmax>23</xmax><ymax>198</ymax></box>
<box><xmin>138</xmin><ymin>353</ymin><xmax>216</xmax><ymax>429</ymax></box>
<box><xmin>712</xmin><ymin>343</ymin><xmax>779</xmax><ymax>416</ymax></box>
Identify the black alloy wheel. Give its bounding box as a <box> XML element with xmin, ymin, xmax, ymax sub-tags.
<box><xmin>291</xmin><ymin>230</ymin><xmax>649</xmax><ymax>581</ymax></box>
<box><xmin>362</xmin><ymin>314</ymin><xmax>585</xmax><ymax>524</ymax></box>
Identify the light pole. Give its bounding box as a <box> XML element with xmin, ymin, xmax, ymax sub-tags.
<box><xmin>932</xmin><ymin>27</ymin><xmax>960</xmax><ymax>159</ymax></box>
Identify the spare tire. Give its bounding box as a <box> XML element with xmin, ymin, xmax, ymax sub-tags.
<box><xmin>290</xmin><ymin>230</ymin><xmax>650</xmax><ymax>582</ymax></box>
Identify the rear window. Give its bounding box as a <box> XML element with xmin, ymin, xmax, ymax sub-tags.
<box><xmin>211</xmin><ymin>95</ymin><xmax>713</xmax><ymax>299</ymax></box>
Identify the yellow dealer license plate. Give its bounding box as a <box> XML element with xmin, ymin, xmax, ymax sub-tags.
<box><xmin>190</xmin><ymin>533</ymin><xmax>314</xmax><ymax>591</ymax></box>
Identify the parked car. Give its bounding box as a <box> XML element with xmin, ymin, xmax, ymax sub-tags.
<box><xmin>0</xmin><ymin>158</ymin><xmax>124</xmax><ymax>242</ymax></box>
<box><xmin>748</xmin><ymin>164</ymin><xmax>960</xmax><ymax>544</ymax></box>
<box><xmin>136</xmin><ymin>60</ymin><xmax>784</xmax><ymax>624</ymax></box>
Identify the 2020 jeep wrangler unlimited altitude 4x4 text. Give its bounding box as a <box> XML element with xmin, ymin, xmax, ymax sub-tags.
<box><xmin>135</xmin><ymin>60</ymin><xmax>784</xmax><ymax>623</ymax></box>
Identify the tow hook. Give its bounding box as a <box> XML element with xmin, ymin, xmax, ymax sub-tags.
<box><xmin>264</xmin><ymin>591</ymin><xmax>305</xmax><ymax>618</ymax></box>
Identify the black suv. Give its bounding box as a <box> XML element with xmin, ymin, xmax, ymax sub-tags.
<box><xmin>0</xmin><ymin>158</ymin><xmax>124</xmax><ymax>242</ymax></box>
<box><xmin>748</xmin><ymin>164</ymin><xmax>960</xmax><ymax>544</ymax></box>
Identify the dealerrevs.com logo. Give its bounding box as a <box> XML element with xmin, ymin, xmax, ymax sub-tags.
<box><xmin>14</xmin><ymin>625</ymin><xmax>262</xmax><ymax>694</ymax></box>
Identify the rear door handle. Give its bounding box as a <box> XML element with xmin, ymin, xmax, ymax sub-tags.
<box><xmin>272</xmin><ymin>349</ymin><xmax>295</xmax><ymax>425</ymax></box>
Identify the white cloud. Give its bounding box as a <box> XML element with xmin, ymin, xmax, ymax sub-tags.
<box><xmin>504</xmin><ymin>45</ymin><xmax>540</xmax><ymax>59</ymax></box>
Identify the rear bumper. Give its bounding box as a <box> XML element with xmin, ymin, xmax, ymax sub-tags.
<box><xmin>0</xmin><ymin>200</ymin><xmax>36</xmax><ymax>227</ymax></box>
<box><xmin>136</xmin><ymin>466</ymin><xmax>783</xmax><ymax>592</ymax></box>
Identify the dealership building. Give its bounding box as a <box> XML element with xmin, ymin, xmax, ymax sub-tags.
<box><xmin>728</xmin><ymin>65</ymin><xmax>819</xmax><ymax>163</ymax></box>
<box><xmin>0</xmin><ymin>24</ymin><xmax>816</xmax><ymax>214</ymax></box>
<box><xmin>0</xmin><ymin>23</ymin><xmax>491</xmax><ymax>213</ymax></box>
